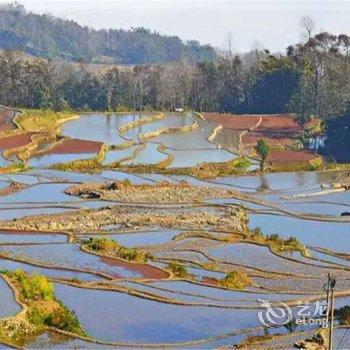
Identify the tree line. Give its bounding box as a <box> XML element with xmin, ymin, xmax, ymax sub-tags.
<box><xmin>0</xmin><ymin>28</ymin><xmax>349</xmax><ymax>126</ymax></box>
<box><xmin>0</xmin><ymin>3</ymin><xmax>216</xmax><ymax>64</ymax></box>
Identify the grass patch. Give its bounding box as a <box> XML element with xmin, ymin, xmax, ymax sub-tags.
<box><xmin>248</xmin><ymin>227</ymin><xmax>310</xmax><ymax>257</ymax></box>
<box><xmin>13</xmin><ymin>269</ymin><xmax>54</xmax><ymax>301</ymax></box>
<box><xmin>116</xmin><ymin>156</ymin><xmax>252</xmax><ymax>180</ymax></box>
<box><xmin>0</xmin><ymin>161</ymin><xmax>27</xmax><ymax>174</ymax></box>
<box><xmin>83</xmin><ymin>237</ymin><xmax>151</xmax><ymax>263</ymax></box>
<box><xmin>218</xmin><ymin>271</ymin><xmax>252</xmax><ymax>290</ymax></box>
<box><xmin>236</xmin><ymin>334</ymin><xmax>273</xmax><ymax>349</ymax></box>
<box><xmin>50</xmin><ymin>143</ymin><xmax>108</xmax><ymax>172</ymax></box>
<box><xmin>17</xmin><ymin>109</ymin><xmax>77</xmax><ymax>133</ymax></box>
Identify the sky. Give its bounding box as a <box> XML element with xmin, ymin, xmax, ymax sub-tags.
<box><xmin>2</xmin><ymin>0</ymin><xmax>350</xmax><ymax>53</ymax></box>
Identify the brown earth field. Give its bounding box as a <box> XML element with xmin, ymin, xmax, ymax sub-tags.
<box><xmin>100</xmin><ymin>255</ymin><xmax>169</xmax><ymax>279</ymax></box>
<box><xmin>203</xmin><ymin>112</ymin><xmax>317</xmax><ymax>135</ymax></box>
<box><xmin>267</xmin><ymin>150</ymin><xmax>317</xmax><ymax>164</ymax></box>
<box><xmin>240</xmin><ymin>131</ymin><xmax>295</xmax><ymax>148</ymax></box>
<box><xmin>0</xmin><ymin>132</ymin><xmax>35</xmax><ymax>149</ymax></box>
<box><xmin>40</xmin><ymin>138</ymin><xmax>102</xmax><ymax>155</ymax></box>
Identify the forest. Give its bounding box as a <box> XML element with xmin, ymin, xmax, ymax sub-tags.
<box><xmin>0</xmin><ymin>29</ymin><xmax>349</xmax><ymax>127</ymax></box>
<box><xmin>0</xmin><ymin>3</ymin><xmax>216</xmax><ymax>64</ymax></box>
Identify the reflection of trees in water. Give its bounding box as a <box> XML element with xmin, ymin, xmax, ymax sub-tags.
<box><xmin>214</xmin><ymin>129</ymin><xmax>240</xmax><ymax>152</ymax></box>
<box><xmin>296</xmin><ymin>172</ymin><xmax>307</xmax><ymax>188</ymax></box>
<box><xmin>259</xmin><ymin>175</ymin><xmax>269</xmax><ymax>192</ymax></box>
<box><xmin>323</xmin><ymin>113</ymin><xmax>350</xmax><ymax>162</ymax></box>
<box><xmin>105</xmin><ymin>114</ymin><xmax>111</xmax><ymax>130</ymax></box>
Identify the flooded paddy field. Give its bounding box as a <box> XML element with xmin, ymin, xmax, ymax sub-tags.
<box><xmin>122</xmin><ymin>113</ymin><xmax>193</xmax><ymax>141</ymax></box>
<box><xmin>54</xmin><ymin>283</ymin><xmax>266</xmax><ymax>343</ymax></box>
<box><xmin>0</xmin><ymin>243</ymin><xmax>149</xmax><ymax>279</ymax></box>
<box><xmin>0</xmin><ymin>276</ymin><xmax>21</xmax><ymax>318</ymax></box>
<box><xmin>61</xmin><ymin>113</ymin><xmax>147</xmax><ymax>145</ymax></box>
<box><xmin>28</xmin><ymin>152</ymin><xmax>96</xmax><ymax>168</ymax></box>
<box><xmin>30</xmin><ymin>112</ymin><xmax>238</xmax><ymax>169</ymax></box>
<box><xmin>1</xmin><ymin>111</ymin><xmax>350</xmax><ymax>349</ymax></box>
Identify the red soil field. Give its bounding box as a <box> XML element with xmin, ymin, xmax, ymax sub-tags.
<box><xmin>204</xmin><ymin>112</ymin><xmax>320</xmax><ymax>164</ymax></box>
<box><xmin>204</xmin><ymin>112</ymin><xmax>309</xmax><ymax>135</ymax></box>
<box><xmin>241</xmin><ymin>132</ymin><xmax>295</xmax><ymax>147</ymax></box>
<box><xmin>42</xmin><ymin>138</ymin><xmax>102</xmax><ymax>155</ymax></box>
<box><xmin>0</xmin><ymin>132</ymin><xmax>34</xmax><ymax>149</ymax></box>
<box><xmin>267</xmin><ymin>150</ymin><xmax>317</xmax><ymax>164</ymax></box>
<box><xmin>203</xmin><ymin>113</ymin><xmax>261</xmax><ymax>130</ymax></box>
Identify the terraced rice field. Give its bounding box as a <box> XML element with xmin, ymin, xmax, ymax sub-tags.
<box><xmin>0</xmin><ymin>110</ymin><xmax>349</xmax><ymax>348</ymax></box>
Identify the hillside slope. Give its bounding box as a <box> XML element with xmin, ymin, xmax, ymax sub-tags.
<box><xmin>0</xmin><ymin>3</ymin><xmax>216</xmax><ymax>64</ymax></box>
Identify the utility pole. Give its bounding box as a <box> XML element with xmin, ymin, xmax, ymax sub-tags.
<box><xmin>324</xmin><ymin>272</ymin><xmax>331</xmax><ymax>326</ymax></box>
<box><xmin>324</xmin><ymin>273</ymin><xmax>336</xmax><ymax>350</ymax></box>
<box><xmin>329</xmin><ymin>276</ymin><xmax>336</xmax><ymax>350</ymax></box>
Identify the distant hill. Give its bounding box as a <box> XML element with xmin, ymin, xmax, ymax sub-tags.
<box><xmin>0</xmin><ymin>3</ymin><xmax>216</xmax><ymax>64</ymax></box>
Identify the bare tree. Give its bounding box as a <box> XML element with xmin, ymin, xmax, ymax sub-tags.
<box><xmin>299</xmin><ymin>15</ymin><xmax>315</xmax><ymax>41</ymax></box>
<box><xmin>224</xmin><ymin>31</ymin><xmax>234</xmax><ymax>59</ymax></box>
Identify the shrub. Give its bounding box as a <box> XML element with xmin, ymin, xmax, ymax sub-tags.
<box><xmin>13</xmin><ymin>270</ymin><xmax>54</xmax><ymax>301</ymax></box>
<box><xmin>84</xmin><ymin>237</ymin><xmax>150</xmax><ymax>262</ymax></box>
<box><xmin>250</xmin><ymin>227</ymin><xmax>263</xmax><ymax>239</ymax></box>
<box><xmin>168</xmin><ymin>261</ymin><xmax>187</xmax><ymax>278</ymax></box>
<box><xmin>230</xmin><ymin>157</ymin><xmax>251</xmax><ymax>173</ymax></box>
<box><xmin>27</xmin><ymin>306</ymin><xmax>46</xmax><ymax>325</ymax></box>
<box><xmin>335</xmin><ymin>305</ymin><xmax>350</xmax><ymax>325</ymax></box>
<box><xmin>45</xmin><ymin>305</ymin><xmax>84</xmax><ymax>334</ymax></box>
<box><xmin>117</xmin><ymin>246</ymin><xmax>151</xmax><ymax>263</ymax></box>
<box><xmin>218</xmin><ymin>271</ymin><xmax>252</xmax><ymax>290</ymax></box>
<box><xmin>84</xmin><ymin>237</ymin><xmax>119</xmax><ymax>252</ymax></box>
<box><xmin>235</xmin><ymin>208</ymin><xmax>248</xmax><ymax>226</ymax></box>
<box><xmin>28</xmin><ymin>305</ymin><xmax>85</xmax><ymax>335</ymax></box>
<box><xmin>308</xmin><ymin>157</ymin><xmax>323</xmax><ymax>171</ymax></box>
